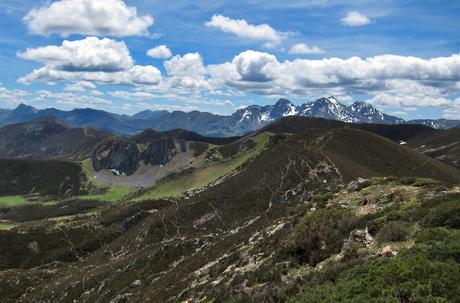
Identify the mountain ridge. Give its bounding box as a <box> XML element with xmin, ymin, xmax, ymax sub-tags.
<box><xmin>1</xmin><ymin>97</ymin><xmax>459</xmax><ymax>136</ymax></box>
<box><xmin>0</xmin><ymin>117</ymin><xmax>111</xmax><ymax>161</ymax></box>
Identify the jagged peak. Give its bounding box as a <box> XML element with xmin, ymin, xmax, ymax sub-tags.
<box><xmin>274</xmin><ymin>98</ymin><xmax>294</xmax><ymax>106</ymax></box>
<box><xmin>315</xmin><ymin>96</ymin><xmax>341</xmax><ymax>105</ymax></box>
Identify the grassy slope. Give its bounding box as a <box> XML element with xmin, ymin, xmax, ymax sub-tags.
<box><xmin>78</xmin><ymin>186</ymin><xmax>131</xmax><ymax>203</ymax></box>
<box><xmin>132</xmin><ymin>132</ymin><xmax>272</xmax><ymax>200</ymax></box>
<box><xmin>79</xmin><ymin>159</ymin><xmax>132</xmax><ymax>203</ymax></box>
<box><xmin>0</xmin><ymin>196</ymin><xmax>27</xmax><ymax>207</ymax></box>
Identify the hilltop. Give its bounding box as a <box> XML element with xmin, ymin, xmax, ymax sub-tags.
<box><xmin>0</xmin><ymin>117</ymin><xmax>111</xmax><ymax>161</ymax></box>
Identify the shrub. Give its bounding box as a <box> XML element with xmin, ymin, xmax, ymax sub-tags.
<box><xmin>376</xmin><ymin>221</ymin><xmax>411</xmax><ymax>243</ymax></box>
<box><xmin>288</xmin><ymin>252</ymin><xmax>460</xmax><ymax>303</ymax></box>
<box><xmin>288</xmin><ymin>208</ymin><xmax>357</xmax><ymax>266</ymax></box>
<box><xmin>415</xmin><ymin>227</ymin><xmax>460</xmax><ymax>262</ymax></box>
<box><xmin>422</xmin><ymin>199</ymin><xmax>460</xmax><ymax>228</ymax></box>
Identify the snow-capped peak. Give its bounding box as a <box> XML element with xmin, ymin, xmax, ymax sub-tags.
<box><xmin>233</xmin><ymin>96</ymin><xmax>404</xmax><ymax>128</ymax></box>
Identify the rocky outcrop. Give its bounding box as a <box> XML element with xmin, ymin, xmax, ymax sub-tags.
<box><xmin>92</xmin><ymin>137</ymin><xmax>140</xmax><ymax>175</ymax></box>
<box><xmin>346</xmin><ymin>177</ymin><xmax>372</xmax><ymax>192</ymax></box>
<box><xmin>336</xmin><ymin>227</ymin><xmax>375</xmax><ymax>261</ymax></box>
<box><xmin>142</xmin><ymin>137</ymin><xmax>180</xmax><ymax>166</ymax></box>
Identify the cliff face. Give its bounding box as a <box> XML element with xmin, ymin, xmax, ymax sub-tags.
<box><xmin>142</xmin><ymin>138</ymin><xmax>188</xmax><ymax>166</ymax></box>
<box><xmin>92</xmin><ymin>137</ymin><xmax>189</xmax><ymax>174</ymax></box>
<box><xmin>92</xmin><ymin>137</ymin><xmax>141</xmax><ymax>175</ymax></box>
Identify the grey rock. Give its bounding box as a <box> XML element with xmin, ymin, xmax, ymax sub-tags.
<box><xmin>346</xmin><ymin>177</ymin><xmax>372</xmax><ymax>192</ymax></box>
<box><xmin>142</xmin><ymin>137</ymin><xmax>177</xmax><ymax>166</ymax></box>
<box><xmin>92</xmin><ymin>137</ymin><xmax>140</xmax><ymax>175</ymax></box>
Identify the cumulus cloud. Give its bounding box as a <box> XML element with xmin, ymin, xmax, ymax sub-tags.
<box><xmin>17</xmin><ymin>37</ymin><xmax>162</xmax><ymax>86</ymax></box>
<box><xmin>289</xmin><ymin>43</ymin><xmax>324</xmax><ymax>55</ymax></box>
<box><xmin>24</xmin><ymin>0</ymin><xmax>153</xmax><ymax>37</ymax></box>
<box><xmin>64</xmin><ymin>81</ymin><xmax>96</xmax><ymax>91</ymax></box>
<box><xmin>205</xmin><ymin>15</ymin><xmax>287</xmax><ymax>46</ymax></box>
<box><xmin>160</xmin><ymin>53</ymin><xmax>215</xmax><ymax>91</ymax></box>
<box><xmin>164</xmin><ymin>53</ymin><xmax>206</xmax><ymax>76</ymax></box>
<box><xmin>231</xmin><ymin>50</ymin><xmax>277</xmax><ymax>82</ymax></box>
<box><xmin>18</xmin><ymin>37</ymin><xmax>133</xmax><ymax>72</ymax></box>
<box><xmin>18</xmin><ymin>65</ymin><xmax>162</xmax><ymax>86</ymax></box>
<box><xmin>341</xmin><ymin>11</ymin><xmax>371</xmax><ymax>26</ymax></box>
<box><xmin>208</xmin><ymin>51</ymin><xmax>460</xmax><ymax>108</ymax></box>
<box><xmin>147</xmin><ymin>45</ymin><xmax>172</xmax><ymax>59</ymax></box>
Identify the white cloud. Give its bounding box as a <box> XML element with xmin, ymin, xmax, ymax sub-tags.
<box><xmin>127</xmin><ymin>65</ymin><xmax>162</xmax><ymax>85</ymax></box>
<box><xmin>289</xmin><ymin>43</ymin><xmax>324</xmax><ymax>55</ymax></box>
<box><xmin>0</xmin><ymin>86</ymin><xmax>28</xmax><ymax>106</ymax></box>
<box><xmin>368</xmin><ymin>93</ymin><xmax>451</xmax><ymax>108</ymax></box>
<box><xmin>18</xmin><ymin>37</ymin><xmax>133</xmax><ymax>72</ymax></box>
<box><xmin>232</xmin><ymin>50</ymin><xmax>278</xmax><ymax>82</ymax></box>
<box><xmin>35</xmin><ymin>90</ymin><xmax>112</xmax><ymax>109</ymax></box>
<box><xmin>209</xmin><ymin>51</ymin><xmax>460</xmax><ymax>109</ymax></box>
<box><xmin>110</xmin><ymin>91</ymin><xmax>157</xmax><ymax>100</ymax></box>
<box><xmin>164</xmin><ymin>53</ymin><xmax>206</xmax><ymax>76</ymax></box>
<box><xmin>442</xmin><ymin>98</ymin><xmax>460</xmax><ymax>119</ymax></box>
<box><xmin>160</xmin><ymin>53</ymin><xmax>215</xmax><ymax>92</ymax></box>
<box><xmin>205</xmin><ymin>15</ymin><xmax>287</xmax><ymax>46</ymax></box>
<box><xmin>17</xmin><ymin>37</ymin><xmax>162</xmax><ymax>86</ymax></box>
<box><xmin>147</xmin><ymin>45</ymin><xmax>172</xmax><ymax>59</ymax></box>
<box><xmin>341</xmin><ymin>11</ymin><xmax>371</xmax><ymax>26</ymax></box>
<box><xmin>18</xmin><ymin>65</ymin><xmax>162</xmax><ymax>86</ymax></box>
<box><xmin>90</xmin><ymin>90</ymin><xmax>104</xmax><ymax>96</ymax></box>
<box><xmin>24</xmin><ymin>0</ymin><xmax>154</xmax><ymax>37</ymax></box>
<box><xmin>64</xmin><ymin>81</ymin><xmax>96</xmax><ymax>91</ymax></box>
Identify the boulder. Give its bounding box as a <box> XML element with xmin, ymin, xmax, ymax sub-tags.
<box><xmin>379</xmin><ymin>245</ymin><xmax>398</xmax><ymax>257</ymax></box>
<box><xmin>92</xmin><ymin>137</ymin><xmax>140</xmax><ymax>175</ymax></box>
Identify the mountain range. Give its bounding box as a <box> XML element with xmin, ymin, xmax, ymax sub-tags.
<box><xmin>0</xmin><ymin>96</ymin><xmax>458</xmax><ymax>136</ymax></box>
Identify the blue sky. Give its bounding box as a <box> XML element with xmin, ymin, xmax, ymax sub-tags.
<box><xmin>0</xmin><ymin>0</ymin><xmax>459</xmax><ymax>119</ymax></box>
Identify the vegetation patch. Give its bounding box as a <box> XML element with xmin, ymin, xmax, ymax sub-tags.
<box><xmin>0</xmin><ymin>196</ymin><xmax>27</xmax><ymax>207</ymax></box>
<box><xmin>79</xmin><ymin>186</ymin><xmax>131</xmax><ymax>203</ymax></box>
<box><xmin>287</xmin><ymin>208</ymin><xmax>358</xmax><ymax>266</ymax></box>
<box><xmin>286</xmin><ymin>189</ymin><xmax>460</xmax><ymax>303</ymax></box>
<box><xmin>0</xmin><ymin>222</ymin><xmax>17</xmax><ymax>231</ymax></box>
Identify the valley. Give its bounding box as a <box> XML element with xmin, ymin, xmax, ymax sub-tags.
<box><xmin>0</xmin><ymin>114</ymin><xmax>460</xmax><ymax>302</ymax></box>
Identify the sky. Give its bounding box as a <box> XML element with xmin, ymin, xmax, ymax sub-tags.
<box><xmin>0</xmin><ymin>0</ymin><xmax>459</xmax><ymax>120</ymax></box>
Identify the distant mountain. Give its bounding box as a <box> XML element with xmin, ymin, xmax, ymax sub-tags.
<box><xmin>0</xmin><ymin>104</ymin><xmax>138</xmax><ymax>135</ymax></box>
<box><xmin>406</xmin><ymin>119</ymin><xmax>460</xmax><ymax>130</ymax></box>
<box><xmin>0</xmin><ymin>117</ymin><xmax>111</xmax><ymax>160</ymax></box>
<box><xmin>236</xmin><ymin>96</ymin><xmax>404</xmax><ymax>125</ymax></box>
<box><xmin>0</xmin><ymin>108</ymin><xmax>10</xmax><ymax>120</ymax></box>
<box><xmin>0</xmin><ymin>97</ymin><xmax>457</xmax><ymax>136</ymax></box>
